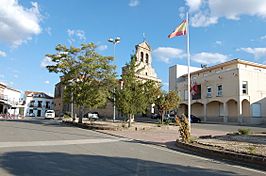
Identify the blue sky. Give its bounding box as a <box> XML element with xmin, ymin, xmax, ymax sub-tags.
<box><xmin>1</xmin><ymin>0</ymin><xmax>266</xmax><ymax>95</ymax></box>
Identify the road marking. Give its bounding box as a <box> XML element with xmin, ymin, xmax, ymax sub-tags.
<box><xmin>0</xmin><ymin>138</ymin><xmax>125</xmax><ymax>148</ymax></box>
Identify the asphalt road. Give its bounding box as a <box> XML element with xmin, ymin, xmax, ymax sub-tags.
<box><xmin>0</xmin><ymin>119</ymin><xmax>264</xmax><ymax>176</ymax></box>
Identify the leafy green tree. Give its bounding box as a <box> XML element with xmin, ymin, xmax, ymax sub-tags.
<box><xmin>115</xmin><ymin>55</ymin><xmax>159</xmax><ymax>127</ymax></box>
<box><xmin>155</xmin><ymin>90</ymin><xmax>180</xmax><ymax>123</ymax></box>
<box><xmin>46</xmin><ymin>43</ymin><xmax>116</xmax><ymax>123</ymax></box>
<box><xmin>142</xmin><ymin>80</ymin><xmax>161</xmax><ymax>116</ymax></box>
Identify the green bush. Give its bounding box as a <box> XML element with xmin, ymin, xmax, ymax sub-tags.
<box><xmin>246</xmin><ymin>146</ymin><xmax>256</xmax><ymax>154</ymax></box>
<box><xmin>238</xmin><ymin>128</ymin><xmax>252</xmax><ymax>135</ymax></box>
<box><xmin>63</xmin><ymin>114</ymin><xmax>71</xmax><ymax>119</ymax></box>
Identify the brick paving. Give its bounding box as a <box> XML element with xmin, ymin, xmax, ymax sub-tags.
<box><xmin>96</xmin><ymin>122</ymin><xmax>228</xmax><ymax>146</ymax></box>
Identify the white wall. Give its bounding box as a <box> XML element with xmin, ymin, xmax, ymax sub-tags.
<box><xmin>24</xmin><ymin>95</ymin><xmax>54</xmax><ymax>117</ymax></box>
<box><xmin>169</xmin><ymin>65</ymin><xmax>201</xmax><ymax>91</ymax></box>
<box><xmin>3</xmin><ymin>87</ymin><xmax>21</xmax><ymax>115</ymax></box>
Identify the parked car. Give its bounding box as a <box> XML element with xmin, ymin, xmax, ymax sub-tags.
<box><xmin>29</xmin><ymin>113</ymin><xmax>35</xmax><ymax>117</ymax></box>
<box><xmin>83</xmin><ymin>112</ymin><xmax>99</xmax><ymax>120</ymax></box>
<box><xmin>151</xmin><ymin>113</ymin><xmax>161</xmax><ymax>119</ymax></box>
<box><xmin>190</xmin><ymin>115</ymin><xmax>201</xmax><ymax>123</ymax></box>
<box><xmin>163</xmin><ymin>114</ymin><xmax>176</xmax><ymax>123</ymax></box>
<box><xmin>45</xmin><ymin>110</ymin><xmax>55</xmax><ymax>119</ymax></box>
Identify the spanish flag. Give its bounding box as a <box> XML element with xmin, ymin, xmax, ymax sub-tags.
<box><xmin>168</xmin><ymin>20</ymin><xmax>187</xmax><ymax>38</ymax></box>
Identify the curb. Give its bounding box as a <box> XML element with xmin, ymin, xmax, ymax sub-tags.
<box><xmin>62</xmin><ymin>121</ymin><xmax>118</xmax><ymax>131</ymax></box>
<box><xmin>175</xmin><ymin>141</ymin><xmax>266</xmax><ymax>171</ymax></box>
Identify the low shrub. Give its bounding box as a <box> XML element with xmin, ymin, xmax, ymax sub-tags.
<box><xmin>238</xmin><ymin>128</ymin><xmax>252</xmax><ymax>135</ymax></box>
<box><xmin>246</xmin><ymin>146</ymin><xmax>256</xmax><ymax>154</ymax></box>
<box><xmin>178</xmin><ymin>114</ymin><xmax>190</xmax><ymax>143</ymax></box>
<box><xmin>63</xmin><ymin>114</ymin><xmax>71</xmax><ymax>119</ymax></box>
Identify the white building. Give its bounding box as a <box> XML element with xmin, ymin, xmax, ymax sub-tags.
<box><xmin>171</xmin><ymin>59</ymin><xmax>266</xmax><ymax>124</ymax></box>
<box><xmin>169</xmin><ymin>64</ymin><xmax>201</xmax><ymax>91</ymax></box>
<box><xmin>24</xmin><ymin>91</ymin><xmax>54</xmax><ymax>117</ymax></box>
<box><xmin>0</xmin><ymin>83</ymin><xmax>22</xmax><ymax>115</ymax></box>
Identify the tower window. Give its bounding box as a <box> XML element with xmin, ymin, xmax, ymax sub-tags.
<box><xmin>145</xmin><ymin>53</ymin><xmax>149</xmax><ymax>64</ymax></box>
<box><xmin>140</xmin><ymin>52</ymin><xmax>144</xmax><ymax>62</ymax></box>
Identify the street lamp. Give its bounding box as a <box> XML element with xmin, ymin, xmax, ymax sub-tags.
<box><xmin>108</xmin><ymin>37</ymin><xmax>120</xmax><ymax>122</ymax></box>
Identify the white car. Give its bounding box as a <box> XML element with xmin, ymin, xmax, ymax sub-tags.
<box><xmin>45</xmin><ymin>110</ymin><xmax>55</xmax><ymax>119</ymax></box>
<box><xmin>83</xmin><ymin>112</ymin><xmax>99</xmax><ymax>120</ymax></box>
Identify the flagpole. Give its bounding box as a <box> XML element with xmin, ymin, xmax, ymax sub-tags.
<box><xmin>186</xmin><ymin>12</ymin><xmax>191</xmax><ymax>133</ymax></box>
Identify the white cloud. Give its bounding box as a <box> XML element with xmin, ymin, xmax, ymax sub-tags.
<box><xmin>186</xmin><ymin>0</ymin><xmax>202</xmax><ymax>12</ymax></box>
<box><xmin>191</xmin><ymin>52</ymin><xmax>228</xmax><ymax>64</ymax></box>
<box><xmin>191</xmin><ymin>11</ymin><xmax>218</xmax><ymax>27</ymax></box>
<box><xmin>41</xmin><ymin>56</ymin><xmax>53</xmax><ymax>68</ymax></box>
<box><xmin>13</xmin><ymin>74</ymin><xmax>18</xmax><ymax>78</ymax></box>
<box><xmin>0</xmin><ymin>0</ymin><xmax>42</xmax><ymax>47</ymax></box>
<box><xmin>97</xmin><ymin>45</ymin><xmax>108</xmax><ymax>51</ymax></box>
<box><xmin>260</xmin><ymin>35</ymin><xmax>266</xmax><ymax>40</ymax></box>
<box><xmin>153</xmin><ymin>47</ymin><xmax>185</xmax><ymax>63</ymax></box>
<box><xmin>44</xmin><ymin>80</ymin><xmax>49</xmax><ymax>84</ymax></box>
<box><xmin>178</xmin><ymin>7</ymin><xmax>186</xmax><ymax>19</ymax></box>
<box><xmin>45</xmin><ymin>27</ymin><xmax>52</xmax><ymax>36</ymax></box>
<box><xmin>67</xmin><ymin>29</ymin><xmax>86</xmax><ymax>44</ymax></box>
<box><xmin>129</xmin><ymin>0</ymin><xmax>140</xmax><ymax>7</ymax></box>
<box><xmin>185</xmin><ymin>0</ymin><xmax>266</xmax><ymax>27</ymax></box>
<box><xmin>209</xmin><ymin>0</ymin><xmax>266</xmax><ymax>20</ymax></box>
<box><xmin>215</xmin><ymin>41</ymin><xmax>222</xmax><ymax>45</ymax></box>
<box><xmin>0</xmin><ymin>50</ymin><xmax>7</xmax><ymax>57</ymax></box>
<box><xmin>238</xmin><ymin>47</ymin><xmax>266</xmax><ymax>59</ymax></box>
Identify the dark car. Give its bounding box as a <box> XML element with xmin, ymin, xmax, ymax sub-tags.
<box><xmin>163</xmin><ymin>114</ymin><xmax>177</xmax><ymax>123</ymax></box>
<box><xmin>190</xmin><ymin>115</ymin><xmax>201</xmax><ymax>123</ymax></box>
<box><xmin>151</xmin><ymin>113</ymin><xmax>161</xmax><ymax>119</ymax></box>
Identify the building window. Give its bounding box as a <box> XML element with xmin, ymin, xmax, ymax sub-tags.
<box><xmin>242</xmin><ymin>81</ymin><xmax>248</xmax><ymax>94</ymax></box>
<box><xmin>217</xmin><ymin>85</ymin><xmax>223</xmax><ymax>97</ymax></box>
<box><xmin>38</xmin><ymin>101</ymin><xmax>42</xmax><ymax>108</ymax></box>
<box><xmin>46</xmin><ymin>101</ymin><xmax>50</xmax><ymax>109</ymax></box>
<box><xmin>30</xmin><ymin>100</ymin><xmax>35</xmax><ymax>107</ymax></box>
<box><xmin>207</xmin><ymin>86</ymin><xmax>212</xmax><ymax>98</ymax></box>
<box><xmin>192</xmin><ymin>84</ymin><xmax>201</xmax><ymax>100</ymax></box>
<box><xmin>140</xmin><ymin>52</ymin><xmax>144</xmax><ymax>62</ymax></box>
<box><xmin>145</xmin><ymin>53</ymin><xmax>149</xmax><ymax>64</ymax></box>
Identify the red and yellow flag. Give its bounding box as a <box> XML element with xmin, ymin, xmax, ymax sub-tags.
<box><xmin>168</xmin><ymin>20</ymin><xmax>187</xmax><ymax>38</ymax></box>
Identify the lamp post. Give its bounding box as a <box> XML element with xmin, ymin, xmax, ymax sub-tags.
<box><xmin>108</xmin><ymin>37</ymin><xmax>120</xmax><ymax>122</ymax></box>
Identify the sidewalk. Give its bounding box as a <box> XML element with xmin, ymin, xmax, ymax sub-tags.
<box><xmin>97</xmin><ymin>122</ymin><xmax>228</xmax><ymax>147</ymax></box>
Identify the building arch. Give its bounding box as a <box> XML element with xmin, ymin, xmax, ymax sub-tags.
<box><xmin>191</xmin><ymin>102</ymin><xmax>204</xmax><ymax>119</ymax></box>
<box><xmin>178</xmin><ymin>103</ymin><xmax>187</xmax><ymax>116</ymax></box>
<box><xmin>206</xmin><ymin>100</ymin><xmax>223</xmax><ymax>122</ymax></box>
<box><xmin>242</xmin><ymin>99</ymin><xmax>250</xmax><ymax>117</ymax></box>
<box><xmin>226</xmin><ymin>99</ymin><xmax>238</xmax><ymax>122</ymax></box>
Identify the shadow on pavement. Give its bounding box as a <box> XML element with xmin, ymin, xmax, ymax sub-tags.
<box><xmin>0</xmin><ymin>151</ymin><xmax>240</xmax><ymax>176</ymax></box>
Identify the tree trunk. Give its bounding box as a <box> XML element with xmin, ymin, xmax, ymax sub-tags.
<box><xmin>78</xmin><ymin>106</ymin><xmax>84</xmax><ymax>123</ymax></box>
<box><xmin>128</xmin><ymin>114</ymin><xmax>132</xmax><ymax>127</ymax></box>
<box><xmin>161</xmin><ymin>111</ymin><xmax>165</xmax><ymax>124</ymax></box>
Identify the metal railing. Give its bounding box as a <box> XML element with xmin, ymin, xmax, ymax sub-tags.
<box><xmin>0</xmin><ymin>114</ymin><xmax>22</xmax><ymax>120</ymax></box>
